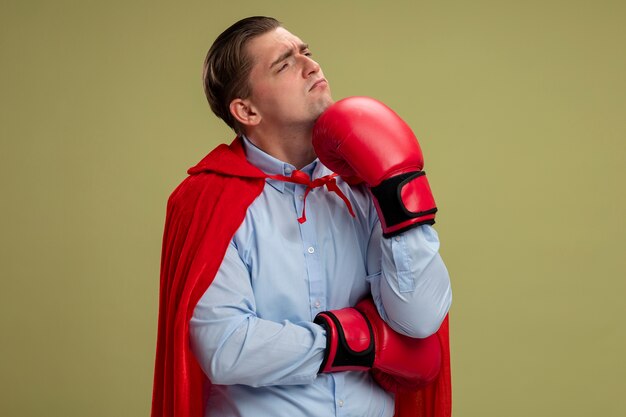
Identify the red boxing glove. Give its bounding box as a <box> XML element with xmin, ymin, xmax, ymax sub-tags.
<box><xmin>312</xmin><ymin>96</ymin><xmax>437</xmax><ymax>237</ymax></box>
<box><xmin>314</xmin><ymin>298</ymin><xmax>441</xmax><ymax>389</ymax></box>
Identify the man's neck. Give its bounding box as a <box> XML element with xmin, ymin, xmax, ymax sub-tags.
<box><xmin>245</xmin><ymin>127</ymin><xmax>316</xmax><ymax>169</ymax></box>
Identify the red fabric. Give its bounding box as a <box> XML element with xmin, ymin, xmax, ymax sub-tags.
<box><xmin>151</xmin><ymin>138</ymin><xmax>266</xmax><ymax>417</ymax></box>
<box><xmin>150</xmin><ymin>137</ymin><xmax>451</xmax><ymax>417</ymax></box>
<box><xmin>394</xmin><ymin>315</ymin><xmax>452</xmax><ymax>417</ymax></box>
<box><xmin>267</xmin><ymin>171</ymin><xmax>355</xmax><ymax>223</ymax></box>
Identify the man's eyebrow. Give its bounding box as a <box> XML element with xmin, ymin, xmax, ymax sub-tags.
<box><xmin>270</xmin><ymin>43</ymin><xmax>309</xmax><ymax>69</ymax></box>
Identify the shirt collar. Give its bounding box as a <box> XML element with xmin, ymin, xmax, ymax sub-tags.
<box><xmin>241</xmin><ymin>135</ymin><xmax>320</xmax><ymax>193</ymax></box>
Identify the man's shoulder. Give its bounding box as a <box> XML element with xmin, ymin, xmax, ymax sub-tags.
<box><xmin>168</xmin><ymin>139</ymin><xmax>262</xmax><ymax>205</ymax></box>
<box><xmin>167</xmin><ymin>168</ymin><xmax>265</xmax><ymax>227</ymax></box>
<box><xmin>167</xmin><ymin>167</ymin><xmax>256</xmax><ymax>216</ymax></box>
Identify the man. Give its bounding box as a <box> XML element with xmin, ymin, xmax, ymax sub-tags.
<box><xmin>151</xmin><ymin>16</ymin><xmax>452</xmax><ymax>417</ymax></box>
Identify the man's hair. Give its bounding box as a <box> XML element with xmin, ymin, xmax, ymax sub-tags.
<box><xmin>202</xmin><ymin>16</ymin><xmax>281</xmax><ymax>135</ymax></box>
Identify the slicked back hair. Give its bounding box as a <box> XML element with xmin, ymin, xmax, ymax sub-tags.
<box><xmin>202</xmin><ymin>16</ymin><xmax>281</xmax><ymax>135</ymax></box>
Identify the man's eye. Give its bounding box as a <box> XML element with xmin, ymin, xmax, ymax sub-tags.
<box><xmin>304</xmin><ymin>51</ymin><xmax>312</xmax><ymax>57</ymax></box>
<box><xmin>278</xmin><ymin>63</ymin><xmax>288</xmax><ymax>72</ymax></box>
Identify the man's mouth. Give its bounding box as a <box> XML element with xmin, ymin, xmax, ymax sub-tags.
<box><xmin>309</xmin><ymin>79</ymin><xmax>328</xmax><ymax>91</ymax></box>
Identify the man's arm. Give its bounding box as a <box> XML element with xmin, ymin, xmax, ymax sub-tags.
<box><xmin>367</xmin><ymin>220</ymin><xmax>452</xmax><ymax>338</ymax></box>
<box><xmin>312</xmin><ymin>96</ymin><xmax>452</xmax><ymax>338</ymax></box>
<box><xmin>189</xmin><ymin>241</ymin><xmax>326</xmax><ymax>387</ymax></box>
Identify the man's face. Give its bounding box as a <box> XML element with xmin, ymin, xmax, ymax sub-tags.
<box><xmin>244</xmin><ymin>27</ymin><xmax>333</xmax><ymax>130</ymax></box>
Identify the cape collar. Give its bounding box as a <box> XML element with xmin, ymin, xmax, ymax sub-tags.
<box><xmin>187</xmin><ymin>137</ymin><xmax>266</xmax><ymax>179</ymax></box>
<box><xmin>186</xmin><ymin>136</ymin><xmax>354</xmax><ymax>224</ymax></box>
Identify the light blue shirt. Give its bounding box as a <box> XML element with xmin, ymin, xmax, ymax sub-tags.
<box><xmin>190</xmin><ymin>136</ymin><xmax>452</xmax><ymax>417</ymax></box>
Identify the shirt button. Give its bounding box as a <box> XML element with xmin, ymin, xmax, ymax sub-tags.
<box><xmin>284</xmin><ymin>167</ymin><xmax>292</xmax><ymax>175</ymax></box>
<box><xmin>338</xmin><ymin>399</ymin><xmax>344</xmax><ymax>407</ymax></box>
<box><xmin>298</xmin><ymin>195</ymin><xmax>304</xmax><ymax>200</ymax></box>
<box><xmin>307</xmin><ymin>247</ymin><xmax>315</xmax><ymax>254</ymax></box>
<box><xmin>314</xmin><ymin>300</ymin><xmax>321</xmax><ymax>308</ymax></box>
<box><xmin>395</xmin><ymin>236</ymin><xmax>401</xmax><ymax>242</ymax></box>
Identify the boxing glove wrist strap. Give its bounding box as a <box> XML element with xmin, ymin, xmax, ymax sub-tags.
<box><xmin>314</xmin><ymin>309</ymin><xmax>375</xmax><ymax>373</ymax></box>
<box><xmin>370</xmin><ymin>171</ymin><xmax>437</xmax><ymax>238</ymax></box>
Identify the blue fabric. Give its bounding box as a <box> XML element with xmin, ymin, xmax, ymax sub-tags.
<box><xmin>189</xmin><ymin>136</ymin><xmax>452</xmax><ymax>417</ymax></box>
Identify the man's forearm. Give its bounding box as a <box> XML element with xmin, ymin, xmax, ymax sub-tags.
<box><xmin>190</xmin><ymin>312</ymin><xmax>326</xmax><ymax>387</ymax></box>
<box><xmin>375</xmin><ymin>224</ymin><xmax>452</xmax><ymax>338</ymax></box>
<box><xmin>189</xmin><ymin>243</ymin><xmax>326</xmax><ymax>387</ymax></box>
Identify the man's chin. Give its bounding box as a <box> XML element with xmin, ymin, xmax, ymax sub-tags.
<box><xmin>322</xmin><ymin>96</ymin><xmax>335</xmax><ymax>111</ymax></box>
<box><xmin>313</xmin><ymin>96</ymin><xmax>335</xmax><ymax>119</ymax></box>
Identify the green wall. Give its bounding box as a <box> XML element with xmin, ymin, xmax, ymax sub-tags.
<box><xmin>1</xmin><ymin>0</ymin><xmax>624</xmax><ymax>415</ymax></box>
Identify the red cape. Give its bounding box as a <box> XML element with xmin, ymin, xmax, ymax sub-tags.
<box><xmin>151</xmin><ymin>138</ymin><xmax>452</xmax><ymax>417</ymax></box>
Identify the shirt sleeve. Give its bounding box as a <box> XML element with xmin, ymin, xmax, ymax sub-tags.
<box><xmin>189</xmin><ymin>241</ymin><xmax>327</xmax><ymax>387</ymax></box>
<box><xmin>366</xmin><ymin>221</ymin><xmax>452</xmax><ymax>339</ymax></box>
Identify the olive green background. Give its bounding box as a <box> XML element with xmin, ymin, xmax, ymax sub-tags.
<box><xmin>1</xmin><ymin>0</ymin><xmax>624</xmax><ymax>416</ymax></box>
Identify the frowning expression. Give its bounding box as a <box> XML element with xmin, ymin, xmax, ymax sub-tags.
<box><xmin>243</xmin><ymin>27</ymin><xmax>333</xmax><ymax>130</ymax></box>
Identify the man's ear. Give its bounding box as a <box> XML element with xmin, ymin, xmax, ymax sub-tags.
<box><xmin>229</xmin><ymin>98</ymin><xmax>261</xmax><ymax>128</ymax></box>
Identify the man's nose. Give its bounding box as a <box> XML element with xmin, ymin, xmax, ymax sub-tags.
<box><xmin>301</xmin><ymin>55</ymin><xmax>321</xmax><ymax>77</ymax></box>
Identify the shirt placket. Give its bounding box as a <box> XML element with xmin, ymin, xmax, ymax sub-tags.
<box><xmin>294</xmin><ymin>181</ymin><xmax>347</xmax><ymax>416</ymax></box>
<box><xmin>293</xmin><ymin>182</ymin><xmax>326</xmax><ymax>320</ymax></box>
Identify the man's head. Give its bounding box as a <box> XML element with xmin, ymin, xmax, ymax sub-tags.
<box><xmin>202</xmin><ymin>16</ymin><xmax>332</xmax><ymax>136</ymax></box>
